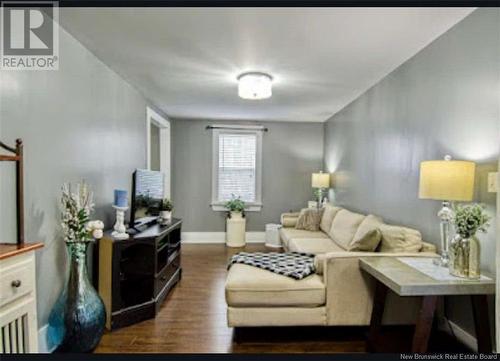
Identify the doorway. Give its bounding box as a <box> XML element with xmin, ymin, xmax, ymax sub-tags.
<box><xmin>146</xmin><ymin>107</ymin><xmax>171</xmax><ymax>198</ymax></box>
<box><xmin>150</xmin><ymin>123</ymin><xmax>161</xmax><ymax>172</ymax></box>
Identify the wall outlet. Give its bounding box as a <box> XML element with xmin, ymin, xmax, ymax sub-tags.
<box><xmin>487</xmin><ymin>172</ymin><xmax>498</xmax><ymax>193</ymax></box>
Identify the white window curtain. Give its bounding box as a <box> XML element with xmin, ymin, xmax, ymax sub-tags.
<box><xmin>211</xmin><ymin>126</ymin><xmax>263</xmax><ymax>211</ymax></box>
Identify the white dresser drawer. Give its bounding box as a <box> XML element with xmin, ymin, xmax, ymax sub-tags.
<box><xmin>0</xmin><ymin>259</ymin><xmax>34</xmax><ymax>308</ymax></box>
<box><xmin>0</xmin><ymin>245</ymin><xmax>41</xmax><ymax>353</ymax></box>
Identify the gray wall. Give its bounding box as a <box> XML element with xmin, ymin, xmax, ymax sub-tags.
<box><xmin>172</xmin><ymin>118</ymin><xmax>324</xmax><ymax>231</ymax></box>
<box><xmin>0</xmin><ymin>25</ymin><xmax>162</xmax><ymax>330</ymax></box>
<box><xmin>324</xmin><ymin>9</ymin><xmax>499</xmax><ymax>341</ymax></box>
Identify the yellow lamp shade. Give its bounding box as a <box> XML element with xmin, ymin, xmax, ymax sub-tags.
<box><xmin>419</xmin><ymin>160</ymin><xmax>475</xmax><ymax>201</ymax></box>
<box><xmin>312</xmin><ymin>172</ymin><xmax>330</xmax><ymax>188</ymax></box>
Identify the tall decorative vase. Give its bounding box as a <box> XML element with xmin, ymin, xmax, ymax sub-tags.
<box><xmin>449</xmin><ymin>234</ymin><xmax>481</xmax><ymax>280</ymax></box>
<box><xmin>48</xmin><ymin>242</ymin><xmax>106</xmax><ymax>352</ymax></box>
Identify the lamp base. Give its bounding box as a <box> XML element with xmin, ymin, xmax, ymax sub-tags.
<box><xmin>434</xmin><ymin>201</ymin><xmax>453</xmax><ymax>269</ymax></box>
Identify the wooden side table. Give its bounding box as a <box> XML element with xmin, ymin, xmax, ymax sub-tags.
<box><xmin>360</xmin><ymin>257</ymin><xmax>495</xmax><ymax>353</ymax></box>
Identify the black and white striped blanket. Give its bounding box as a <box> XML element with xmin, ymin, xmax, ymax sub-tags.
<box><xmin>228</xmin><ymin>252</ymin><xmax>316</xmax><ymax>280</ymax></box>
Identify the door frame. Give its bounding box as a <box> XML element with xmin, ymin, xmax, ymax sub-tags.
<box><xmin>146</xmin><ymin>107</ymin><xmax>171</xmax><ymax>198</ymax></box>
<box><xmin>496</xmin><ymin>160</ymin><xmax>499</xmax><ymax>352</ymax></box>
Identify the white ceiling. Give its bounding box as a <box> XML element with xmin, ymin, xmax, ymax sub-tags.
<box><xmin>59</xmin><ymin>8</ymin><xmax>474</xmax><ymax>122</ymax></box>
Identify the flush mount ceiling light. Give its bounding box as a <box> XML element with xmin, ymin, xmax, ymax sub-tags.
<box><xmin>237</xmin><ymin>72</ymin><xmax>273</xmax><ymax>100</ymax></box>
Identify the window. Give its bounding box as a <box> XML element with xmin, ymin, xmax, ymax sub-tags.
<box><xmin>211</xmin><ymin>126</ymin><xmax>263</xmax><ymax>211</ymax></box>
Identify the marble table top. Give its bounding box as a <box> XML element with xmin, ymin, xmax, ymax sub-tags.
<box><xmin>359</xmin><ymin>257</ymin><xmax>496</xmax><ymax>296</ymax></box>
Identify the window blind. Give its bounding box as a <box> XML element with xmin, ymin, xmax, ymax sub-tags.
<box><xmin>218</xmin><ymin>133</ymin><xmax>257</xmax><ymax>202</ymax></box>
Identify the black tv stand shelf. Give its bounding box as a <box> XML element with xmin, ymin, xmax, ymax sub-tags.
<box><xmin>93</xmin><ymin>218</ymin><xmax>182</xmax><ymax>330</ymax></box>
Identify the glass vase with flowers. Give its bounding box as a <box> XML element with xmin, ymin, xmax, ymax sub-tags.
<box><xmin>449</xmin><ymin>204</ymin><xmax>490</xmax><ymax>279</ymax></box>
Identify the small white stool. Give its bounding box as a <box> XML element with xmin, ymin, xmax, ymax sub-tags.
<box><xmin>265</xmin><ymin>224</ymin><xmax>282</xmax><ymax>248</ymax></box>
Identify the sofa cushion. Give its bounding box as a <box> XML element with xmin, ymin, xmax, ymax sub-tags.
<box><xmin>421</xmin><ymin>241</ymin><xmax>437</xmax><ymax>253</ymax></box>
<box><xmin>319</xmin><ymin>204</ymin><xmax>343</xmax><ymax>233</ymax></box>
<box><xmin>329</xmin><ymin>209</ymin><xmax>366</xmax><ymax>249</ymax></box>
<box><xmin>379</xmin><ymin>224</ymin><xmax>423</xmax><ymax>253</ymax></box>
<box><xmin>295</xmin><ymin>208</ymin><xmax>323</xmax><ymax>231</ymax></box>
<box><xmin>348</xmin><ymin>215</ymin><xmax>383</xmax><ymax>251</ymax></box>
<box><xmin>225</xmin><ymin>264</ymin><xmax>326</xmax><ymax>307</ymax></box>
<box><xmin>279</xmin><ymin>228</ymin><xmax>329</xmax><ymax>247</ymax></box>
<box><xmin>281</xmin><ymin>212</ymin><xmax>300</xmax><ymax>228</ymax></box>
<box><xmin>227</xmin><ymin>306</ymin><xmax>326</xmax><ymax>327</ymax></box>
<box><xmin>288</xmin><ymin>237</ymin><xmax>345</xmax><ymax>255</ymax></box>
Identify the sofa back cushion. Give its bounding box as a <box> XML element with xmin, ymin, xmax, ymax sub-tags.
<box><xmin>329</xmin><ymin>209</ymin><xmax>366</xmax><ymax>249</ymax></box>
<box><xmin>379</xmin><ymin>224</ymin><xmax>423</xmax><ymax>253</ymax></box>
<box><xmin>295</xmin><ymin>208</ymin><xmax>323</xmax><ymax>231</ymax></box>
<box><xmin>320</xmin><ymin>204</ymin><xmax>342</xmax><ymax>233</ymax></box>
<box><xmin>348</xmin><ymin>215</ymin><xmax>383</xmax><ymax>251</ymax></box>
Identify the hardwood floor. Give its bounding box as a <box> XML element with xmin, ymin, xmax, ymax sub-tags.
<box><xmin>94</xmin><ymin>244</ymin><xmax>367</xmax><ymax>353</ymax></box>
<box><xmin>94</xmin><ymin>244</ymin><xmax>467</xmax><ymax>353</ymax></box>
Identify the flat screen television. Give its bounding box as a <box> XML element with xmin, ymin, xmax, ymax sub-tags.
<box><xmin>130</xmin><ymin>169</ymin><xmax>164</xmax><ymax>227</ymax></box>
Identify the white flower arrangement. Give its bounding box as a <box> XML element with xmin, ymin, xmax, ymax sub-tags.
<box><xmin>452</xmin><ymin>203</ymin><xmax>490</xmax><ymax>239</ymax></box>
<box><xmin>61</xmin><ymin>181</ymin><xmax>104</xmax><ymax>243</ymax></box>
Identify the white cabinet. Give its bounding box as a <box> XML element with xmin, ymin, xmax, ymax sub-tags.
<box><xmin>0</xmin><ymin>249</ymin><xmax>39</xmax><ymax>353</ymax></box>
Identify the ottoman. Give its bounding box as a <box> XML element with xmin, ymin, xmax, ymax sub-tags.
<box><xmin>225</xmin><ymin>263</ymin><xmax>327</xmax><ymax>327</ymax></box>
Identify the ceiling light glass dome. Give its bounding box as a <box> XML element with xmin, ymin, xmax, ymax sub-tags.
<box><xmin>237</xmin><ymin>72</ymin><xmax>272</xmax><ymax>100</ymax></box>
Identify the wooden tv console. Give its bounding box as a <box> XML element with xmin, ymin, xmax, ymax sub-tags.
<box><xmin>93</xmin><ymin>218</ymin><xmax>182</xmax><ymax>330</ymax></box>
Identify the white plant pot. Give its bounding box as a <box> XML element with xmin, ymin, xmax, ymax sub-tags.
<box><xmin>160</xmin><ymin>210</ymin><xmax>172</xmax><ymax>221</ymax></box>
<box><xmin>230</xmin><ymin>211</ymin><xmax>243</xmax><ymax>219</ymax></box>
<box><xmin>226</xmin><ymin>212</ymin><xmax>246</xmax><ymax>247</ymax></box>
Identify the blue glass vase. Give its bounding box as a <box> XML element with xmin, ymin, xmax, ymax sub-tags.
<box><xmin>48</xmin><ymin>242</ymin><xmax>106</xmax><ymax>353</ymax></box>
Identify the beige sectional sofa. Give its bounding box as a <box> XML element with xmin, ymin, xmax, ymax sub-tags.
<box><xmin>279</xmin><ymin>205</ymin><xmax>437</xmax><ymax>255</ymax></box>
<box><xmin>225</xmin><ymin>204</ymin><xmax>438</xmax><ymax>327</ymax></box>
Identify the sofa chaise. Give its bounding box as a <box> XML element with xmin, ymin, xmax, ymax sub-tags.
<box><xmin>225</xmin><ymin>204</ymin><xmax>437</xmax><ymax>327</ymax></box>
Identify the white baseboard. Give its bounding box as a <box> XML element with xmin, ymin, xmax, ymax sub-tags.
<box><xmin>182</xmin><ymin>232</ymin><xmax>265</xmax><ymax>244</ymax></box>
<box><xmin>246</xmin><ymin>232</ymin><xmax>266</xmax><ymax>243</ymax></box>
<box><xmin>181</xmin><ymin>232</ymin><xmax>225</xmax><ymax>243</ymax></box>
<box><xmin>38</xmin><ymin>324</ymin><xmax>56</xmax><ymax>353</ymax></box>
<box><xmin>438</xmin><ymin>317</ymin><xmax>477</xmax><ymax>352</ymax></box>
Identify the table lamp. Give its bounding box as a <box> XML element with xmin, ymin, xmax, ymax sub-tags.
<box><xmin>418</xmin><ymin>155</ymin><xmax>475</xmax><ymax>266</ymax></box>
<box><xmin>312</xmin><ymin>171</ymin><xmax>330</xmax><ymax>206</ymax></box>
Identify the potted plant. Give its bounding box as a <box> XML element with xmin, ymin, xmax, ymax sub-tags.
<box><xmin>224</xmin><ymin>195</ymin><xmax>246</xmax><ymax>247</ymax></box>
<box><xmin>159</xmin><ymin>198</ymin><xmax>173</xmax><ymax>222</ymax></box>
<box><xmin>449</xmin><ymin>203</ymin><xmax>490</xmax><ymax>279</ymax></box>
<box><xmin>225</xmin><ymin>195</ymin><xmax>246</xmax><ymax>219</ymax></box>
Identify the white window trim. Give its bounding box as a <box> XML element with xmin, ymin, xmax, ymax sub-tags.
<box><xmin>211</xmin><ymin>125</ymin><xmax>263</xmax><ymax>212</ymax></box>
<box><xmin>146</xmin><ymin>107</ymin><xmax>171</xmax><ymax>198</ymax></box>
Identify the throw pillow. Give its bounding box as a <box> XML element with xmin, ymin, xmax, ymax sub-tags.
<box><xmin>319</xmin><ymin>204</ymin><xmax>343</xmax><ymax>233</ymax></box>
<box><xmin>379</xmin><ymin>224</ymin><xmax>423</xmax><ymax>253</ymax></box>
<box><xmin>281</xmin><ymin>212</ymin><xmax>300</xmax><ymax>228</ymax></box>
<box><xmin>329</xmin><ymin>209</ymin><xmax>366</xmax><ymax>249</ymax></box>
<box><xmin>295</xmin><ymin>208</ymin><xmax>323</xmax><ymax>231</ymax></box>
<box><xmin>348</xmin><ymin>215</ymin><xmax>383</xmax><ymax>251</ymax></box>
